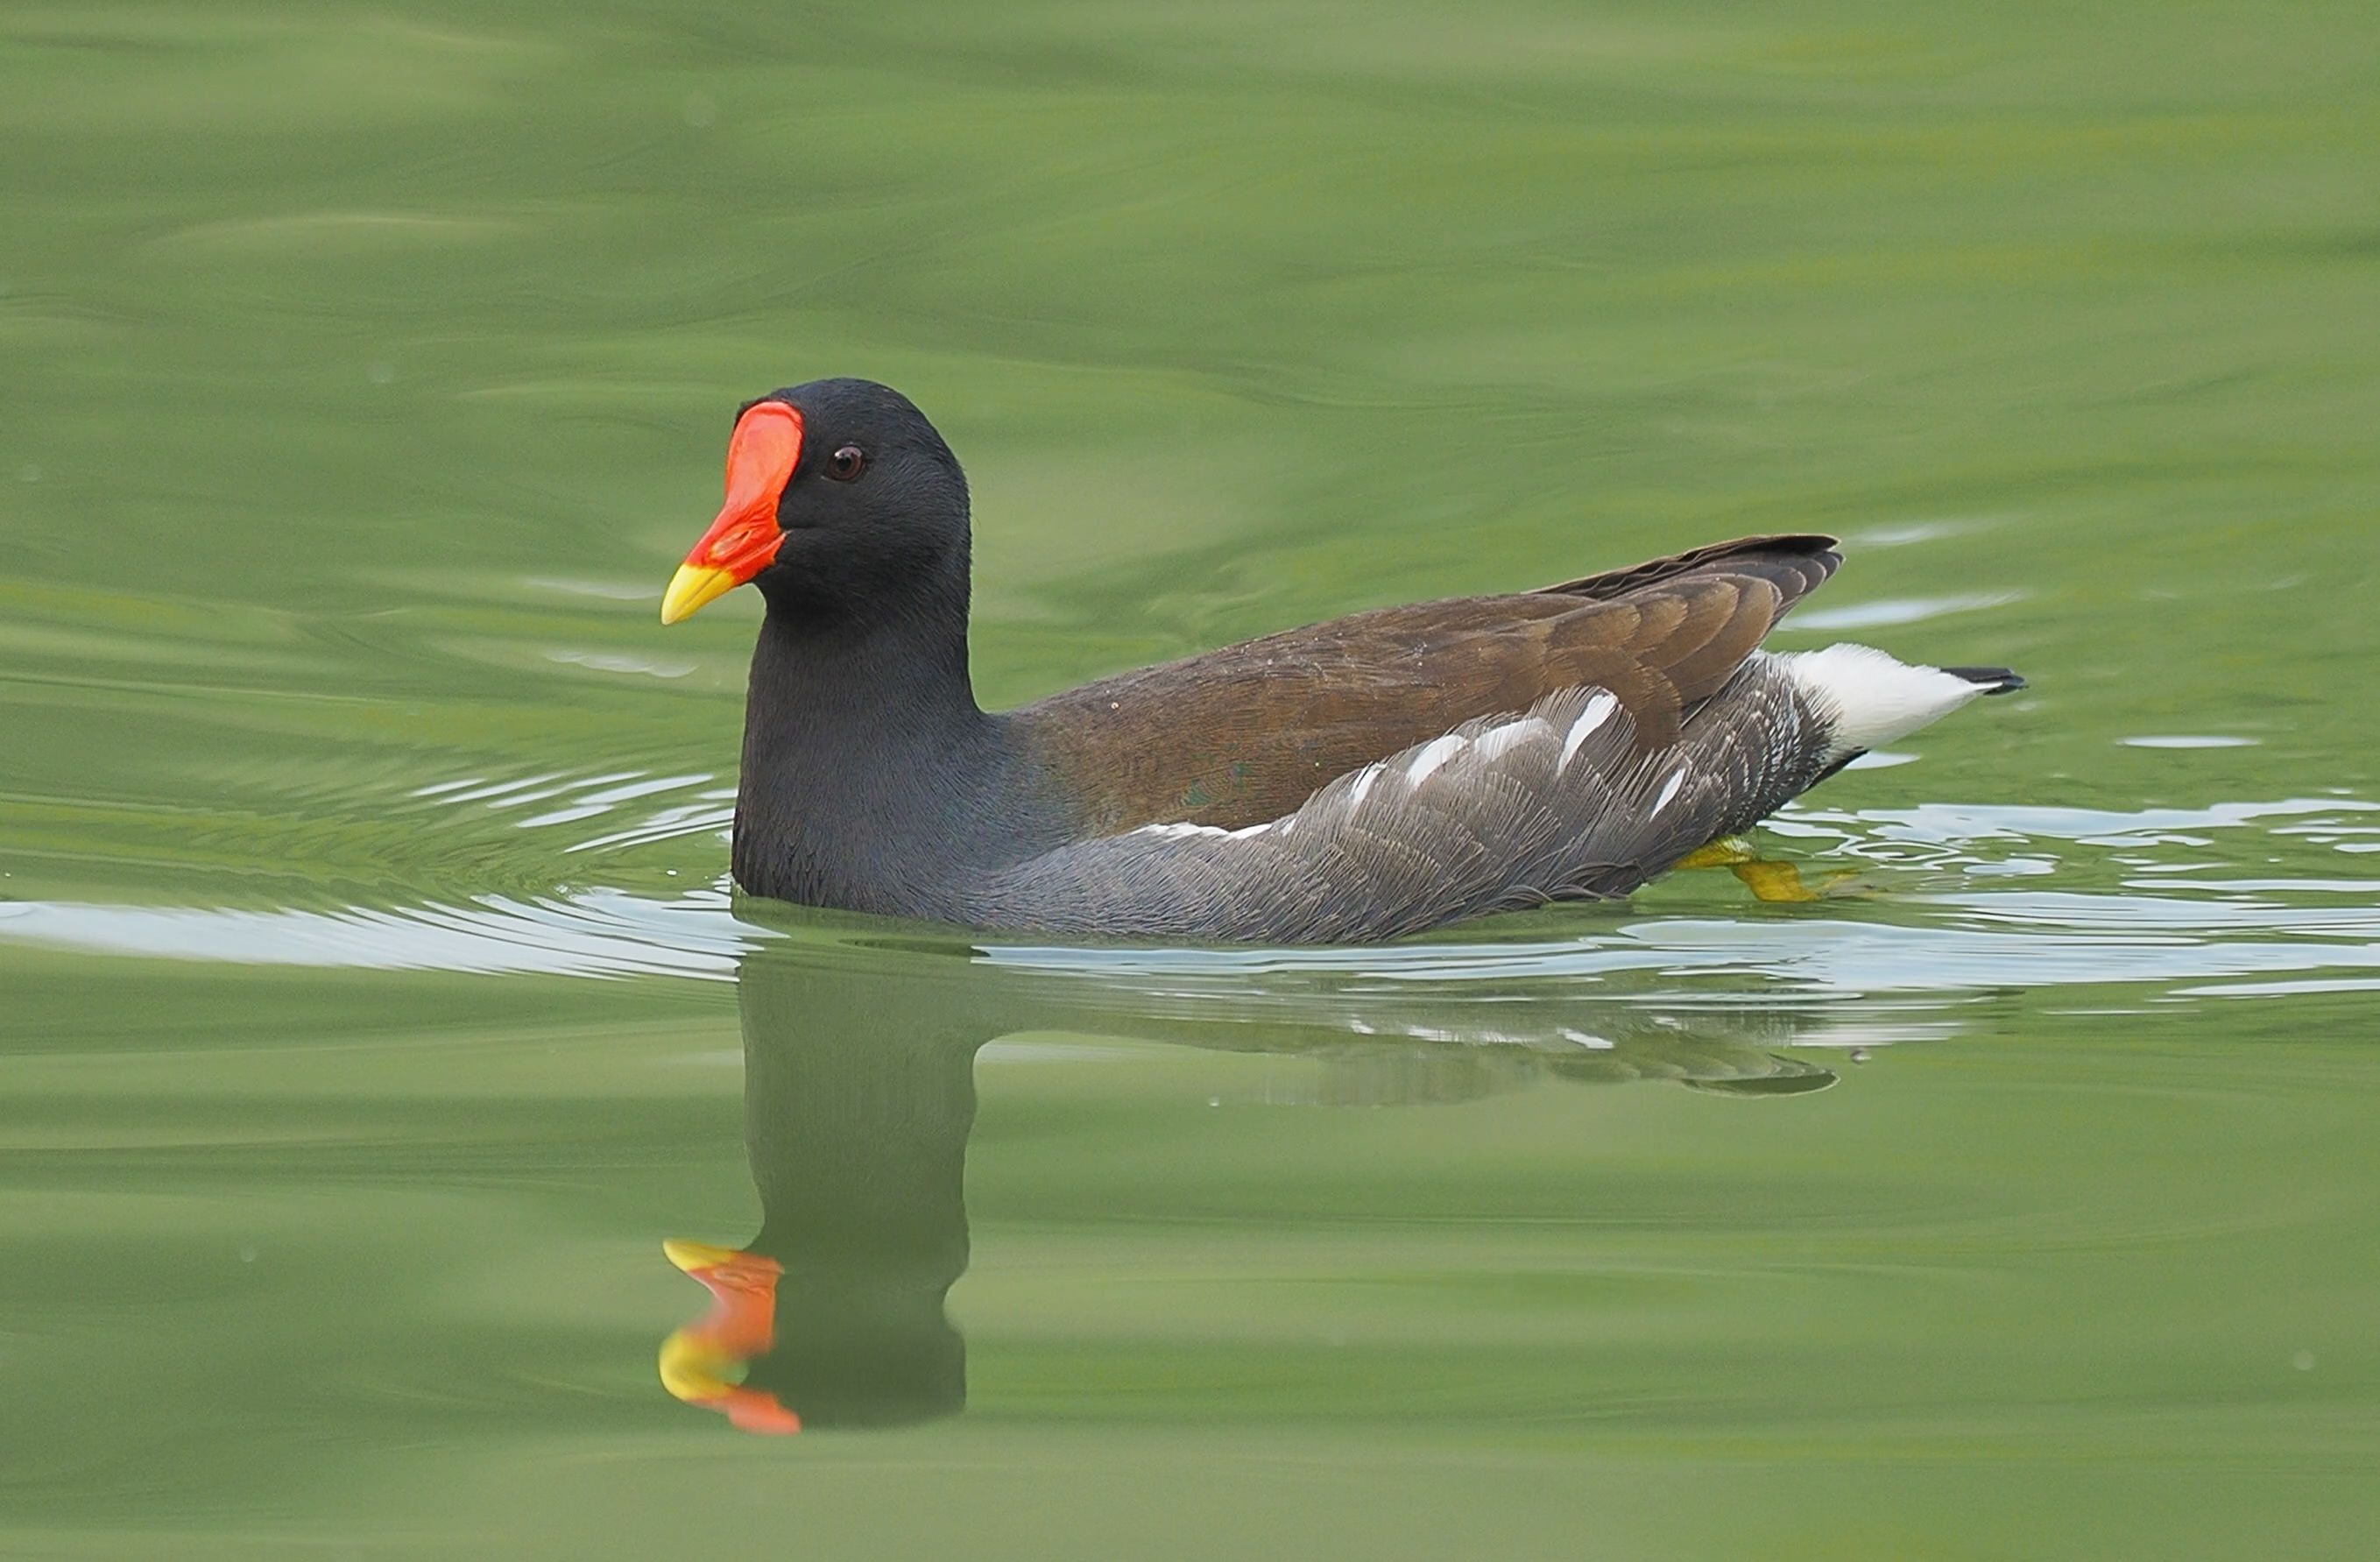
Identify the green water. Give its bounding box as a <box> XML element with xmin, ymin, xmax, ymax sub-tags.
<box><xmin>5</xmin><ymin>1</ymin><xmax>2378</xmax><ymax>1555</ymax></box>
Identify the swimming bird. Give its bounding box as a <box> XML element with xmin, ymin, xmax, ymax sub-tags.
<box><xmin>660</xmin><ymin>378</ymin><xmax>2023</xmax><ymax>942</ymax></box>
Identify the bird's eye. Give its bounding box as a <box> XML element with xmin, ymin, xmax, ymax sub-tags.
<box><xmin>826</xmin><ymin>445</ymin><xmax>867</xmax><ymax>482</ymax></box>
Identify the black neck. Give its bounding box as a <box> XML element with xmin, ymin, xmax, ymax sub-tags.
<box><xmin>730</xmin><ymin>566</ymin><xmax>1056</xmax><ymax>916</ymax></box>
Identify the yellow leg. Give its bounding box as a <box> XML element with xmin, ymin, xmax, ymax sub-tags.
<box><xmin>1677</xmin><ymin>835</ymin><xmax>1854</xmax><ymax>902</ymax></box>
<box><xmin>1674</xmin><ymin>835</ymin><xmax>1758</xmax><ymax>870</ymax></box>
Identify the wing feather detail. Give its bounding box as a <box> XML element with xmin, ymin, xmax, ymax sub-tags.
<box><xmin>1022</xmin><ymin>534</ymin><xmax>1843</xmax><ymax>835</ymax></box>
<box><xmin>971</xmin><ymin>656</ymin><xmax>1831</xmax><ymax>943</ymax></box>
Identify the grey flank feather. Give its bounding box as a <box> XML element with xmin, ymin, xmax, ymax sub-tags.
<box><xmin>965</xmin><ymin>655</ymin><xmax>1832</xmax><ymax>943</ymax></box>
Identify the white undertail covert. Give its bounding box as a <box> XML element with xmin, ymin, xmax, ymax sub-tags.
<box><xmin>1778</xmin><ymin>643</ymin><xmax>1996</xmax><ymax>761</ymax></box>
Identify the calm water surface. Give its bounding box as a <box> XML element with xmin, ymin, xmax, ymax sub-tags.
<box><xmin>4</xmin><ymin>2</ymin><xmax>2377</xmax><ymax>1557</ymax></box>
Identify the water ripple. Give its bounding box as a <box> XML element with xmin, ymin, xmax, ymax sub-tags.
<box><xmin>4</xmin><ymin>873</ymin><xmax>2375</xmax><ymax>1015</ymax></box>
<box><xmin>8</xmin><ymin>777</ymin><xmax>2374</xmax><ymax>1033</ymax></box>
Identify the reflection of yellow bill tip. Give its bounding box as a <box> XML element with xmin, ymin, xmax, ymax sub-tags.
<box><xmin>663</xmin><ymin>1237</ymin><xmax>745</xmax><ymax>1273</ymax></box>
<box><xmin>660</xmin><ymin>563</ymin><xmax>737</xmax><ymax>626</ymax></box>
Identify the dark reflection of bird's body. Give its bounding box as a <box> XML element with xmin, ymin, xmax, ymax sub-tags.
<box><xmin>661</xmin><ymin>920</ymin><xmax>1889</xmax><ymax>1434</ymax></box>
<box><xmin>663</xmin><ymin>949</ymin><xmax>983</xmax><ymax>1433</ymax></box>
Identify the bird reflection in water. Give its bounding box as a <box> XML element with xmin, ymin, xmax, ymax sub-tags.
<box><xmin>660</xmin><ymin>924</ymin><xmax>1887</xmax><ymax>1434</ymax></box>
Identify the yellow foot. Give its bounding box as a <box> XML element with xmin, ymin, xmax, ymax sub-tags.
<box><xmin>1730</xmin><ymin>859</ymin><xmax>1825</xmax><ymax>903</ymax></box>
<box><xmin>1677</xmin><ymin>837</ymin><xmax>1856</xmax><ymax>902</ymax></box>
<box><xmin>1675</xmin><ymin>835</ymin><xmax>1758</xmax><ymax>870</ymax></box>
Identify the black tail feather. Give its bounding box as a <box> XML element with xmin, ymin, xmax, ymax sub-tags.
<box><xmin>1941</xmin><ymin>666</ymin><xmax>2026</xmax><ymax>695</ymax></box>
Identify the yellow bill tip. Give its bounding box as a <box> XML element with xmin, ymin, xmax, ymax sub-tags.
<box><xmin>660</xmin><ymin>563</ymin><xmax>738</xmax><ymax>626</ymax></box>
<box><xmin>663</xmin><ymin>1237</ymin><xmax>746</xmax><ymax>1273</ymax></box>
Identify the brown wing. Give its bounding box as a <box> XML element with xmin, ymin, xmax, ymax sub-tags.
<box><xmin>1018</xmin><ymin>534</ymin><xmax>1841</xmax><ymax>833</ymax></box>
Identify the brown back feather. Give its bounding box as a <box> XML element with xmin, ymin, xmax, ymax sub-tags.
<box><xmin>1019</xmin><ymin>534</ymin><xmax>1842</xmax><ymax>833</ymax></box>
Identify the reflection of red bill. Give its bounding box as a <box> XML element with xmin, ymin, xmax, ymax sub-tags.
<box><xmin>659</xmin><ymin>1238</ymin><xmax>802</xmax><ymax>1435</ymax></box>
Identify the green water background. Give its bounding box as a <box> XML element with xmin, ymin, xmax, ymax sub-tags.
<box><xmin>4</xmin><ymin>1</ymin><xmax>2377</xmax><ymax>1556</ymax></box>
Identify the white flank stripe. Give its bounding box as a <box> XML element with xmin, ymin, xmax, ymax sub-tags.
<box><xmin>1130</xmin><ymin>821</ymin><xmax>1228</xmax><ymax>839</ymax></box>
<box><xmin>1649</xmin><ymin>767</ymin><xmax>1686</xmax><ymax>818</ymax></box>
<box><xmin>1559</xmin><ymin>692</ymin><xmax>1619</xmax><ymax>769</ymax></box>
<box><xmin>1405</xmin><ymin>735</ymin><xmax>1466</xmax><ymax>786</ymax></box>
<box><xmin>1345</xmin><ymin>762</ymin><xmax>1384</xmax><ymax>809</ymax></box>
<box><xmin>1470</xmin><ymin>717</ymin><xmax>1547</xmax><ymax>764</ymax></box>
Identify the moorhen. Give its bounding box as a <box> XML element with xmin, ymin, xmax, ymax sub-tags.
<box><xmin>660</xmin><ymin>378</ymin><xmax>2023</xmax><ymax>942</ymax></box>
